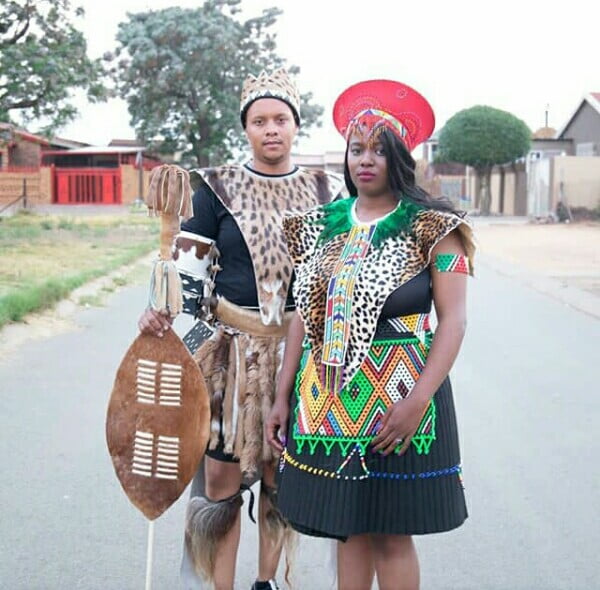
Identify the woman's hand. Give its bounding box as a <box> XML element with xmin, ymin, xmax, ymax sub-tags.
<box><xmin>371</xmin><ymin>394</ymin><xmax>430</xmax><ymax>456</ymax></box>
<box><xmin>266</xmin><ymin>396</ymin><xmax>290</xmax><ymax>453</ymax></box>
<box><xmin>137</xmin><ymin>308</ymin><xmax>172</xmax><ymax>337</ymax></box>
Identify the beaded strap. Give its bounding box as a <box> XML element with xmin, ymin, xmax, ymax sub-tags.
<box><xmin>322</xmin><ymin>223</ymin><xmax>376</xmax><ymax>393</ymax></box>
<box><xmin>280</xmin><ymin>446</ymin><xmax>462</xmax><ymax>483</ymax></box>
<box><xmin>434</xmin><ymin>253</ymin><xmax>469</xmax><ymax>274</ymax></box>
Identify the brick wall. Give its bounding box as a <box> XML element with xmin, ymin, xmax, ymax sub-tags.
<box><xmin>11</xmin><ymin>137</ymin><xmax>41</xmax><ymax>167</ymax></box>
<box><xmin>0</xmin><ymin>170</ymin><xmax>42</xmax><ymax>206</ymax></box>
<box><xmin>121</xmin><ymin>164</ymin><xmax>154</xmax><ymax>204</ymax></box>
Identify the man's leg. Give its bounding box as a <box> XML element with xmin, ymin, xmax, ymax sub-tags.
<box><xmin>256</xmin><ymin>461</ymin><xmax>285</xmax><ymax>584</ymax></box>
<box><xmin>185</xmin><ymin>456</ymin><xmax>243</xmax><ymax>590</ymax></box>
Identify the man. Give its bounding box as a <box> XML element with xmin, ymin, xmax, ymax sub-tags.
<box><xmin>139</xmin><ymin>68</ymin><xmax>343</xmax><ymax>590</ymax></box>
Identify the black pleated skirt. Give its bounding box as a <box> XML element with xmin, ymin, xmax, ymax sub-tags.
<box><xmin>276</xmin><ymin>376</ymin><xmax>468</xmax><ymax>540</ymax></box>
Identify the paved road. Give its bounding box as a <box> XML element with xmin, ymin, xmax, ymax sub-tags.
<box><xmin>1</xmin><ymin>258</ymin><xmax>598</xmax><ymax>590</ymax></box>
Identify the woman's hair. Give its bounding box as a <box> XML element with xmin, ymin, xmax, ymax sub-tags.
<box><xmin>343</xmin><ymin>127</ymin><xmax>461</xmax><ymax>214</ymax></box>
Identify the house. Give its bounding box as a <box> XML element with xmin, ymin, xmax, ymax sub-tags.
<box><xmin>1</xmin><ymin>122</ymin><xmax>163</xmax><ymax>209</ymax></box>
<box><xmin>0</xmin><ymin>122</ymin><xmax>49</xmax><ymax>169</ymax></box>
<box><xmin>0</xmin><ymin>124</ymin><xmax>52</xmax><ymax>208</ymax></box>
<box><xmin>555</xmin><ymin>92</ymin><xmax>600</xmax><ymax>156</ymax></box>
<box><xmin>41</xmin><ymin>145</ymin><xmax>161</xmax><ymax>205</ymax></box>
<box><xmin>528</xmin><ymin>93</ymin><xmax>600</xmax><ymax>217</ymax></box>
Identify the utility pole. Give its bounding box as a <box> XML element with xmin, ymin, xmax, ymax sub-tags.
<box><xmin>136</xmin><ymin>149</ymin><xmax>144</xmax><ymax>205</ymax></box>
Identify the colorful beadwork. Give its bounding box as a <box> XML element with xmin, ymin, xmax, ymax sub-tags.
<box><xmin>434</xmin><ymin>253</ymin><xmax>469</xmax><ymax>274</ymax></box>
<box><xmin>280</xmin><ymin>447</ymin><xmax>461</xmax><ymax>482</ymax></box>
<box><xmin>322</xmin><ymin>223</ymin><xmax>376</xmax><ymax>393</ymax></box>
<box><xmin>294</xmin><ymin>314</ymin><xmax>436</xmax><ymax>457</ymax></box>
<box><xmin>346</xmin><ymin>108</ymin><xmax>409</xmax><ymax>148</ymax></box>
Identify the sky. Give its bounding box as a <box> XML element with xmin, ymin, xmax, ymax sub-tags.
<box><xmin>60</xmin><ymin>0</ymin><xmax>597</xmax><ymax>157</ymax></box>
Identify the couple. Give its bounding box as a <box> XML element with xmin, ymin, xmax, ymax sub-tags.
<box><xmin>139</xmin><ymin>70</ymin><xmax>475</xmax><ymax>590</ymax></box>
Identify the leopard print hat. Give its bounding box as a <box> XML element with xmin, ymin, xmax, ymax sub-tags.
<box><xmin>240</xmin><ymin>68</ymin><xmax>301</xmax><ymax>126</ymax></box>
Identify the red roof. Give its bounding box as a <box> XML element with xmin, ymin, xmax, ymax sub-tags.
<box><xmin>591</xmin><ymin>92</ymin><xmax>600</xmax><ymax>102</ymax></box>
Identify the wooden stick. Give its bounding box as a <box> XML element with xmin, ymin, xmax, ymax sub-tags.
<box><xmin>144</xmin><ymin>520</ymin><xmax>155</xmax><ymax>590</ymax></box>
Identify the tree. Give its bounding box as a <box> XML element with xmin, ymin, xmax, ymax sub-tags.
<box><xmin>111</xmin><ymin>0</ymin><xmax>323</xmax><ymax>167</ymax></box>
<box><xmin>436</xmin><ymin>105</ymin><xmax>531</xmax><ymax>215</ymax></box>
<box><xmin>0</xmin><ymin>0</ymin><xmax>107</xmax><ymax>133</ymax></box>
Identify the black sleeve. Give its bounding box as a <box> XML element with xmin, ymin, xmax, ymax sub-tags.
<box><xmin>180</xmin><ymin>183</ymin><xmax>219</xmax><ymax>239</ymax></box>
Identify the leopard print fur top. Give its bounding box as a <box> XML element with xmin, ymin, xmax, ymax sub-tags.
<box><xmin>189</xmin><ymin>165</ymin><xmax>344</xmax><ymax>326</ymax></box>
<box><xmin>283</xmin><ymin>198</ymin><xmax>475</xmax><ymax>390</ymax></box>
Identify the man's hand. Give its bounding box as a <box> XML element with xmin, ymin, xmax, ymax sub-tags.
<box><xmin>137</xmin><ymin>308</ymin><xmax>172</xmax><ymax>337</ymax></box>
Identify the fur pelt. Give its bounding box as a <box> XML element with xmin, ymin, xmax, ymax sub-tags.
<box><xmin>194</xmin><ymin>322</ymin><xmax>285</xmax><ymax>476</ymax></box>
<box><xmin>184</xmin><ymin>491</ymin><xmax>243</xmax><ymax>583</ymax></box>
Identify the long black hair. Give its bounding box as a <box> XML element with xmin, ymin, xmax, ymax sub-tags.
<box><xmin>343</xmin><ymin>127</ymin><xmax>462</xmax><ymax>215</ymax></box>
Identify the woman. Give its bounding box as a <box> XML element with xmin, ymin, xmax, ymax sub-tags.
<box><xmin>267</xmin><ymin>80</ymin><xmax>475</xmax><ymax>590</ymax></box>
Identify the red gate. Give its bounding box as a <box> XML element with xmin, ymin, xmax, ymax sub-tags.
<box><xmin>53</xmin><ymin>168</ymin><xmax>122</xmax><ymax>204</ymax></box>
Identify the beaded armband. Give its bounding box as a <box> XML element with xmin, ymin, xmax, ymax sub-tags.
<box><xmin>434</xmin><ymin>253</ymin><xmax>469</xmax><ymax>274</ymax></box>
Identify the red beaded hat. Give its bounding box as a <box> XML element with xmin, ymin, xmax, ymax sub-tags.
<box><xmin>332</xmin><ymin>79</ymin><xmax>435</xmax><ymax>152</ymax></box>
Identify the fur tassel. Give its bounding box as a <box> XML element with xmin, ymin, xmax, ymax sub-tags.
<box><xmin>147</xmin><ymin>164</ymin><xmax>193</xmax><ymax>220</ymax></box>
<box><xmin>148</xmin><ymin>259</ymin><xmax>183</xmax><ymax>318</ymax></box>
<box><xmin>185</xmin><ymin>493</ymin><xmax>243</xmax><ymax>583</ymax></box>
<box><xmin>146</xmin><ymin>165</ymin><xmax>193</xmax><ymax>320</ymax></box>
<box><xmin>208</xmin><ymin>335</ymin><xmax>229</xmax><ymax>451</ymax></box>
<box><xmin>240</xmin><ymin>392</ymin><xmax>262</xmax><ymax>476</ymax></box>
<box><xmin>261</xmin><ymin>341</ymin><xmax>277</xmax><ymax>464</ymax></box>
<box><xmin>222</xmin><ymin>336</ymin><xmax>238</xmax><ymax>454</ymax></box>
<box><xmin>194</xmin><ymin>330</ymin><xmax>228</xmax><ymax>451</ymax></box>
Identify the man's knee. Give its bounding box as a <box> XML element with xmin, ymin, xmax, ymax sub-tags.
<box><xmin>205</xmin><ymin>457</ymin><xmax>242</xmax><ymax>500</ymax></box>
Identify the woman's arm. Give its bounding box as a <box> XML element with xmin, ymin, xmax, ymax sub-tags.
<box><xmin>372</xmin><ymin>229</ymin><xmax>468</xmax><ymax>455</ymax></box>
<box><xmin>266</xmin><ymin>311</ymin><xmax>306</xmax><ymax>452</ymax></box>
<box><xmin>407</xmin><ymin>229</ymin><xmax>468</xmax><ymax>403</ymax></box>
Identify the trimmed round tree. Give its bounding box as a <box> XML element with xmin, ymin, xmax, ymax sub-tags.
<box><xmin>436</xmin><ymin>106</ymin><xmax>531</xmax><ymax>215</ymax></box>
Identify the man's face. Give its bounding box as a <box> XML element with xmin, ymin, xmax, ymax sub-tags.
<box><xmin>244</xmin><ymin>98</ymin><xmax>298</xmax><ymax>168</ymax></box>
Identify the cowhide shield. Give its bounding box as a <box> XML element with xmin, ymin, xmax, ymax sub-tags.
<box><xmin>106</xmin><ymin>328</ymin><xmax>210</xmax><ymax>520</ymax></box>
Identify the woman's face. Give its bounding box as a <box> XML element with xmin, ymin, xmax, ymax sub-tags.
<box><xmin>346</xmin><ymin>132</ymin><xmax>391</xmax><ymax>197</ymax></box>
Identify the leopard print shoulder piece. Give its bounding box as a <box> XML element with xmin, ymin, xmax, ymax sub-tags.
<box><xmin>284</xmin><ymin>203</ymin><xmax>476</xmax><ymax>390</ymax></box>
<box><xmin>189</xmin><ymin>165</ymin><xmax>344</xmax><ymax>326</ymax></box>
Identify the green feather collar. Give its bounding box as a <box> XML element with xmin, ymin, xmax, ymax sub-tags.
<box><xmin>315</xmin><ymin>196</ymin><xmax>422</xmax><ymax>249</ymax></box>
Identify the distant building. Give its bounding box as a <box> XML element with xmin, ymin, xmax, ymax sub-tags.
<box><xmin>555</xmin><ymin>92</ymin><xmax>600</xmax><ymax>156</ymax></box>
<box><xmin>41</xmin><ymin>146</ymin><xmax>161</xmax><ymax>205</ymax></box>
<box><xmin>292</xmin><ymin>151</ymin><xmax>345</xmax><ymax>175</ymax></box>
<box><xmin>528</xmin><ymin>92</ymin><xmax>600</xmax><ymax>217</ymax></box>
<box><xmin>0</xmin><ymin>123</ymin><xmax>49</xmax><ymax>169</ymax></box>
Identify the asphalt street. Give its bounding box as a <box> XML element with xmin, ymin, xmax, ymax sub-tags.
<box><xmin>0</xmin><ymin>258</ymin><xmax>598</xmax><ymax>590</ymax></box>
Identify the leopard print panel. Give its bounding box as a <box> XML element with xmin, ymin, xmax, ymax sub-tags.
<box><xmin>190</xmin><ymin>166</ymin><xmax>344</xmax><ymax>327</ymax></box>
<box><xmin>283</xmin><ymin>201</ymin><xmax>475</xmax><ymax>390</ymax></box>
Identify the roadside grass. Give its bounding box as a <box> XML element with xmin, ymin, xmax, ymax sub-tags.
<box><xmin>0</xmin><ymin>211</ymin><xmax>159</xmax><ymax>328</ymax></box>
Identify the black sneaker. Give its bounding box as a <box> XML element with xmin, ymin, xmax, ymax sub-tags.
<box><xmin>250</xmin><ymin>580</ymin><xmax>280</xmax><ymax>590</ymax></box>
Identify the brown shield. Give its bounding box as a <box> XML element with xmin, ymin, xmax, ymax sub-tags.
<box><xmin>106</xmin><ymin>329</ymin><xmax>210</xmax><ymax>520</ymax></box>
